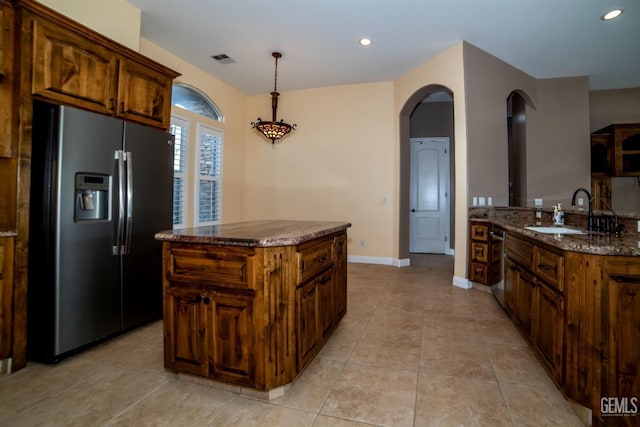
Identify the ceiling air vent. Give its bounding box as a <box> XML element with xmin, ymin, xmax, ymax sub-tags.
<box><xmin>211</xmin><ymin>54</ymin><xmax>236</xmax><ymax>64</ymax></box>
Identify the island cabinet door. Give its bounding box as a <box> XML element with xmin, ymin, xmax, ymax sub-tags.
<box><xmin>164</xmin><ymin>286</ymin><xmax>209</xmax><ymax>376</ymax></box>
<box><xmin>208</xmin><ymin>292</ymin><xmax>255</xmax><ymax>387</ymax></box>
<box><xmin>334</xmin><ymin>233</ymin><xmax>348</xmax><ymax>321</ymax></box>
<box><xmin>317</xmin><ymin>271</ymin><xmax>334</xmax><ymax>343</ymax></box>
<box><xmin>296</xmin><ymin>279</ymin><xmax>319</xmax><ymax>370</ymax></box>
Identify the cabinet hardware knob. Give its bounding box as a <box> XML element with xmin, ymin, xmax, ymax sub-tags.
<box><xmin>316</xmin><ymin>255</ymin><xmax>328</xmax><ymax>263</ymax></box>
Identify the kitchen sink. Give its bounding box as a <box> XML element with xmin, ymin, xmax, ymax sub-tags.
<box><xmin>524</xmin><ymin>226</ymin><xmax>586</xmax><ymax>235</ymax></box>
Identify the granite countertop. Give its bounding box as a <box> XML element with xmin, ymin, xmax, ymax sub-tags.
<box><xmin>0</xmin><ymin>230</ymin><xmax>17</xmax><ymax>237</ymax></box>
<box><xmin>155</xmin><ymin>220</ymin><xmax>352</xmax><ymax>247</ymax></box>
<box><xmin>471</xmin><ymin>211</ymin><xmax>640</xmax><ymax>256</ymax></box>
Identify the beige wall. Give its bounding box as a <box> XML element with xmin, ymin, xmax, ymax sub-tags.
<box><xmin>463</xmin><ymin>42</ymin><xmax>538</xmax><ymax>207</ymax></box>
<box><xmin>38</xmin><ymin>0</ymin><xmax>141</xmax><ymax>50</ymax></box>
<box><xmin>395</xmin><ymin>43</ymin><xmax>467</xmax><ymax>279</ymax></box>
<box><xmin>527</xmin><ymin>77</ymin><xmax>591</xmax><ymax>207</ymax></box>
<box><xmin>244</xmin><ymin>82</ymin><xmax>397</xmax><ymax>259</ymax></box>
<box><xmin>589</xmin><ymin>88</ymin><xmax>640</xmax><ymax>132</ymax></box>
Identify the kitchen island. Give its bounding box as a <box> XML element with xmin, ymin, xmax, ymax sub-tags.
<box><xmin>468</xmin><ymin>208</ymin><xmax>640</xmax><ymax>427</ymax></box>
<box><xmin>155</xmin><ymin>220</ymin><xmax>350</xmax><ymax>397</ymax></box>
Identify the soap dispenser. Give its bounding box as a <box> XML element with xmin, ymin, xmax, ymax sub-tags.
<box><xmin>556</xmin><ymin>203</ymin><xmax>565</xmax><ymax>225</ymax></box>
<box><xmin>552</xmin><ymin>205</ymin><xmax>558</xmax><ymax>224</ymax></box>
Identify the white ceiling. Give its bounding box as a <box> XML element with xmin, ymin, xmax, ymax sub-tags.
<box><xmin>128</xmin><ymin>0</ymin><xmax>640</xmax><ymax>95</ymax></box>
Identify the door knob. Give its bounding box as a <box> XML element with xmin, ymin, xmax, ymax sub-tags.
<box><xmin>411</xmin><ymin>209</ymin><xmax>416</xmax><ymax>212</ymax></box>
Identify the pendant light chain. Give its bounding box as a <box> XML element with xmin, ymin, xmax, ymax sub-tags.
<box><xmin>250</xmin><ymin>51</ymin><xmax>296</xmax><ymax>144</ymax></box>
<box><xmin>273</xmin><ymin>54</ymin><xmax>279</xmax><ymax>93</ymax></box>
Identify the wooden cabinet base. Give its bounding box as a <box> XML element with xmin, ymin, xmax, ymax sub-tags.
<box><xmin>501</xmin><ymin>229</ymin><xmax>640</xmax><ymax>426</ymax></box>
<box><xmin>161</xmin><ymin>231</ymin><xmax>348</xmax><ymax>392</ymax></box>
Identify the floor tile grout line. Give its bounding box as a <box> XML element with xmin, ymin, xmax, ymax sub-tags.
<box><xmin>103</xmin><ymin>379</ymin><xmax>169</xmax><ymax>426</ymax></box>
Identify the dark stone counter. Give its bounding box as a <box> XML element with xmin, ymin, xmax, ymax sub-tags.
<box><xmin>155</xmin><ymin>220</ymin><xmax>351</xmax><ymax>247</ymax></box>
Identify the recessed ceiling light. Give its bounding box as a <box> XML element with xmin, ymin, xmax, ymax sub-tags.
<box><xmin>359</xmin><ymin>38</ymin><xmax>372</xmax><ymax>46</ymax></box>
<box><xmin>602</xmin><ymin>9</ymin><xmax>623</xmax><ymax>20</ymax></box>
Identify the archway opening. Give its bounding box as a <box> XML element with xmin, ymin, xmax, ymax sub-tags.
<box><xmin>507</xmin><ymin>91</ymin><xmax>527</xmax><ymax>207</ymax></box>
<box><xmin>399</xmin><ymin>85</ymin><xmax>455</xmax><ymax>260</ymax></box>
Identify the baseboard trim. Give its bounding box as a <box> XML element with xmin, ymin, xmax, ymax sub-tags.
<box><xmin>452</xmin><ymin>275</ymin><xmax>472</xmax><ymax>289</ymax></box>
<box><xmin>348</xmin><ymin>255</ymin><xmax>411</xmax><ymax>267</ymax></box>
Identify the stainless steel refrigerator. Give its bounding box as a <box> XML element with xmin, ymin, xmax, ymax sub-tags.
<box><xmin>27</xmin><ymin>100</ymin><xmax>173</xmax><ymax>362</ymax></box>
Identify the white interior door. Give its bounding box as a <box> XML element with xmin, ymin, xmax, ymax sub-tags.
<box><xmin>410</xmin><ymin>138</ymin><xmax>449</xmax><ymax>254</ymax></box>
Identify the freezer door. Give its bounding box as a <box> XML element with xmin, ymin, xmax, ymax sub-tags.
<box><xmin>121</xmin><ymin>122</ymin><xmax>173</xmax><ymax>329</ymax></box>
<box><xmin>55</xmin><ymin>105</ymin><xmax>123</xmax><ymax>355</ymax></box>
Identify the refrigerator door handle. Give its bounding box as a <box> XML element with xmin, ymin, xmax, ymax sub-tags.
<box><xmin>114</xmin><ymin>150</ymin><xmax>126</xmax><ymax>256</ymax></box>
<box><xmin>125</xmin><ymin>150</ymin><xmax>133</xmax><ymax>255</ymax></box>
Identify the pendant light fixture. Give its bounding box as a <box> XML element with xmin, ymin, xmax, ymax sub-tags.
<box><xmin>251</xmin><ymin>52</ymin><xmax>296</xmax><ymax>144</ymax></box>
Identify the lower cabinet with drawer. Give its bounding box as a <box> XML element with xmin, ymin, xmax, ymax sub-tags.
<box><xmin>468</xmin><ymin>220</ymin><xmax>501</xmax><ymax>286</ymax></box>
<box><xmin>161</xmin><ymin>231</ymin><xmax>348</xmax><ymax>392</ymax></box>
<box><xmin>485</xmin><ymin>225</ymin><xmax>640</xmax><ymax>426</ymax></box>
<box><xmin>505</xmin><ymin>232</ymin><xmax>565</xmax><ymax>386</ymax></box>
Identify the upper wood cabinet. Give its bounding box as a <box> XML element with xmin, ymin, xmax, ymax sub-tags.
<box><xmin>30</xmin><ymin>16</ymin><xmax>117</xmax><ymax>116</ymax></box>
<box><xmin>117</xmin><ymin>59</ymin><xmax>174</xmax><ymax>128</ymax></box>
<box><xmin>0</xmin><ymin>1</ymin><xmax>15</xmax><ymax>157</ymax></box>
<box><xmin>24</xmin><ymin>4</ymin><xmax>179</xmax><ymax>129</ymax></box>
<box><xmin>591</xmin><ymin>123</ymin><xmax>640</xmax><ymax>178</ymax></box>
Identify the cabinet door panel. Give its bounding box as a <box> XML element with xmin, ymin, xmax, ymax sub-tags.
<box><xmin>334</xmin><ymin>234</ymin><xmax>347</xmax><ymax>320</ymax></box>
<box><xmin>210</xmin><ymin>293</ymin><xmax>254</xmax><ymax>386</ymax></box>
<box><xmin>514</xmin><ymin>268</ymin><xmax>536</xmax><ymax>340</ymax></box>
<box><xmin>504</xmin><ymin>258</ymin><xmax>516</xmax><ymax>314</ymax></box>
<box><xmin>296</xmin><ymin>280</ymin><xmax>318</xmax><ymax>370</ymax></box>
<box><xmin>0</xmin><ymin>237</ymin><xmax>14</xmax><ymax>358</ymax></box>
<box><xmin>164</xmin><ymin>287</ymin><xmax>208</xmax><ymax>376</ymax></box>
<box><xmin>536</xmin><ymin>282</ymin><xmax>564</xmax><ymax>384</ymax></box>
<box><xmin>317</xmin><ymin>272</ymin><xmax>334</xmax><ymax>342</ymax></box>
<box><xmin>117</xmin><ymin>60</ymin><xmax>172</xmax><ymax>129</ymax></box>
<box><xmin>606</xmin><ymin>274</ymin><xmax>640</xmax><ymax>412</ymax></box>
<box><xmin>0</xmin><ymin>3</ymin><xmax>15</xmax><ymax>157</ymax></box>
<box><xmin>31</xmin><ymin>16</ymin><xmax>116</xmax><ymax>114</ymax></box>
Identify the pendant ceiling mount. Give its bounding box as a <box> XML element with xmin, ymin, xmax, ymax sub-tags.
<box><xmin>251</xmin><ymin>52</ymin><xmax>296</xmax><ymax>144</ymax></box>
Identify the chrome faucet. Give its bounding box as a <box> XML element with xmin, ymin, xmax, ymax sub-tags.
<box><xmin>570</xmin><ymin>187</ymin><xmax>593</xmax><ymax>230</ymax></box>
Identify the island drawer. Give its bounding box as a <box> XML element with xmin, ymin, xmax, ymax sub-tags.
<box><xmin>534</xmin><ymin>246</ymin><xmax>564</xmax><ymax>292</ymax></box>
<box><xmin>298</xmin><ymin>237</ymin><xmax>334</xmax><ymax>283</ymax></box>
<box><xmin>505</xmin><ymin>234</ymin><xmax>534</xmax><ymax>270</ymax></box>
<box><xmin>167</xmin><ymin>245</ymin><xmax>254</xmax><ymax>289</ymax></box>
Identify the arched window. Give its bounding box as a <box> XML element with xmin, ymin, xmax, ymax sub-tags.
<box><xmin>172</xmin><ymin>83</ymin><xmax>223</xmax><ymax>121</ymax></box>
<box><xmin>170</xmin><ymin>84</ymin><xmax>223</xmax><ymax>229</ymax></box>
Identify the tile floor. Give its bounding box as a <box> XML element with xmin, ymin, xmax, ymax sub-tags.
<box><xmin>0</xmin><ymin>255</ymin><xmax>588</xmax><ymax>426</ymax></box>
